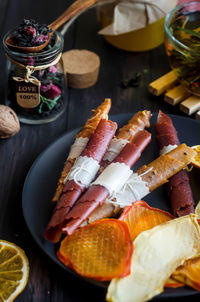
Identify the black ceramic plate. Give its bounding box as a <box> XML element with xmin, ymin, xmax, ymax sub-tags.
<box><xmin>22</xmin><ymin>113</ymin><xmax>200</xmax><ymax>299</ymax></box>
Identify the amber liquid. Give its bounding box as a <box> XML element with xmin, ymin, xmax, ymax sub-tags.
<box><xmin>166</xmin><ymin>11</ymin><xmax>200</xmax><ymax>95</ymax></box>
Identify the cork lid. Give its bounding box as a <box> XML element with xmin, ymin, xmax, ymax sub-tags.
<box><xmin>62</xmin><ymin>49</ymin><xmax>100</xmax><ymax>88</ymax></box>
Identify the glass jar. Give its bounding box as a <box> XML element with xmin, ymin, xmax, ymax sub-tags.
<box><xmin>165</xmin><ymin>1</ymin><xmax>200</xmax><ymax>96</ymax></box>
<box><xmin>3</xmin><ymin>31</ymin><xmax>66</xmax><ymax>124</ymax></box>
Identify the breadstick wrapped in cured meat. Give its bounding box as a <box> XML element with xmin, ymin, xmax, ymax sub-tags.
<box><xmin>62</xmin><ymin>143</ymin><xmax>194</xmax><ymax>235</ymax></box>
<box><xmin>62</xmin><ymin>132</ymin><xmax>152</xmax><ymax>235</ymax></box>
<box><xmin>105</xmin><ymin>144</ymin><xmax>196</xmax><ymax>208</ymax></box>
<box><xmin>52</xmin><ymin>98</ymin><xmax>111</xmax><ymax>203</ymax></box>
<box><xmin>154</xmin><ymin>111</ymin><xmax>195</xmax><ymax>216</ymax></box>
<box><xmin>101</xmin><ymin>110</ymin><xmax>151</xmax><ymax>168</ymax></box>
<box><xmin>45</xmin><ymin>119</ymin><xmax>117</xmax><ymax>242</ymax></box>
<box><xmin>88</xmin><ymin>110</ymin><xmax>152</xmax><ymax>223</ymax></box>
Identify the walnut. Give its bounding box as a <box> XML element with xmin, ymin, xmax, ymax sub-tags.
<box><xmin>0</xmin><ymin>105</ymin><xmax>20</xmax><ymax>138</ymax></box>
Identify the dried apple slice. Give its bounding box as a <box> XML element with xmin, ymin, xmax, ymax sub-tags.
<box><xmin>195</xmin><ymin>200</ymin><xmax>200</xmax><ymax>219</ymax></box>
<box><xmin>119</xmin><ymin>200</ymin><xmax>173</xmax><ymax>241</ymax></box>
<box><xmin>107</xmin><ymin>214</ymin><xmax>200</xmax><ymax>302</ymax></box>
<box><xmin>57</xmin><ymin>219</ymin><xmax>133</xmax><ymax>281</ymax></box>
<box><xmin>119</xmin><ymin>200</ymin><xmax>180</xmax><ymax>288</ymax></box>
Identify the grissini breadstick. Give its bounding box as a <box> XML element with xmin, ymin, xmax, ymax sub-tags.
<box><xmin>52</xmin><ymin>98</ymin><xmax>111</xmax><ymax>202</ymax></box>
<box><xmin>154</xmin><ymin>111</ymin><xmax>195</xmax><ymax>216</ymax></box>
<box><xmin>88</xmin><ymin>111</ymin><xmax>152</xmax><ymax>222</ymax></box>
<box><xmin>45</xmin><ymin>119</ymin><xmax>117</xmax><ymax>242</ymax></box>
<box><xmin>62</xmin><ymin>133</ymin><xmax>151</xmax><ymax>235</ymax></box>
<box><xmin>117</xmin><ymin>110</ymin><xmax>151</xmax><ymax>140</ymax></box>
<box><xmin>106</xmin><ymin>144</ymin><xmax>196</xmax><ymax>207</ymax></box>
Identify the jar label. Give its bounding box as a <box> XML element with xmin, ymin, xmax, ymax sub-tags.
<box><xmin>16</xmin><ymin>82</ymin><xmax>40</xmax><ymax>108</ymax></box>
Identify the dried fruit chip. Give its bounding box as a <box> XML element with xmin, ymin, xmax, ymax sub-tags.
<box><xmin>107</xmin><ymin>214</ymin><xmax>200</xmax><ymax>302</ymax></box>
<box><xmin>0</xmin><ymin>240</ymin><xmax>29</xmax><ymax>302</ymax></box>
<box><xmin>172</xmin><ymin>256</ymin><xmax>200</xmax><ymax>291</ymax></box>
<box><xmin>164</xmin><ymin>277</ymin><xmax>184</xmax><ymax>288</ymax></box>
<box><xmin>195</xmin><ymin>200</ymin><xmax>200</xmax><ymax>218</ymax></box>
<box><xmin>119</xmin><ymin>200</ymin><xmax>173</xmax><ymax>241</ymax></box>
<box><xmin>120</xmin><ymin>200</ymin><xmax>177</xmax><ymax>288</ymax></box>
<box><xmin>57</xmin><ymin>219</ymin><xmax>133</xmax><ymax>281</ymax></box>
<box><xmin>191</xmin><ymin>145</ymin><xmax>200</xmax><ymax>168</ymax></box>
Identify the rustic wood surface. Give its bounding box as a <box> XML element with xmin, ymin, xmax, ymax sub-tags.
<box><xmin>0</xmin><ymin>0</ymin><xmax>200</xmax><ymax>301</ymax></box>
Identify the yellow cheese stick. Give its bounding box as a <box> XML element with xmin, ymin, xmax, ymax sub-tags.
<box><xmin>149</xmin><ymin>70</ymin><xmax>178</xmax><ymax>96</ymax></box>
<box><xmin>164</xmin><ymin>85</ymin><xmax>190</xmax><ymax>106</ymax></box>
<box><xmin>180</xmin><ymin>95</ymin><xmax>200</xmax><ymax>115</ymax></box>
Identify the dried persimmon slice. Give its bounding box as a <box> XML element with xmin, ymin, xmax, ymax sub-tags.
<box><xmin>57</xmin><ymin>219</ymin><xmax>133</xmax><ymax>281</ymax></box>
<box><xmin>171</xmin><ymin>256</ymin><xmax>200</xmax><ymax>291</ymax></box>
<box><xmin>165</xmin><ymin>277</ymin><xmax>184</xmax><ymax>288</ymax></box>
<box><xmin>119</xmin><ymin>200</ymin><xmax>173</xmax><ymax>241</ymax></box>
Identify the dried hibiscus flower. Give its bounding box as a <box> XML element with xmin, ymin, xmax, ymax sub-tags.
<box><xmin>13</xmin><ymin>19</ymin><xmax>52</xmax><ymax>47</ymax></box>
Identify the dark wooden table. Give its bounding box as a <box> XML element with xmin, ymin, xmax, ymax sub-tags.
<box><xmin>0</xmin><ymin>0</ymin><xmax>200</xmax><ymax>301</ymax></box>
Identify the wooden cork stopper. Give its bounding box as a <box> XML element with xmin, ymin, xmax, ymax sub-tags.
<box><xmin>62</xmin><ymin>50</ymin><xmax>100</xmax><ymax>89</ymax></box>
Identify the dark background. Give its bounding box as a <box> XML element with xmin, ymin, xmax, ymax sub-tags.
<box><xmin>0</xmin><ymin>0</ymin><xmax>200</xmax><ymax>301</ymax></box>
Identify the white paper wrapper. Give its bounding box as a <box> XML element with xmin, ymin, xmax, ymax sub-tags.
<box><xmin>67</xmin><ymin>137</ymin><xmax>89</xmax><ymax>160</ymax></box>
<box><xmin>99</xmin><ymin>0</ymin><xmax>178</xmax><ymax>36</ymax></box>
<box><xmin>64</xmin><ymin>155</ymin><xmax>100</xmax><ymax>187</ymax></box>
<box><xmin>92</xmin><ymin>162</ymin><xmax>132</xmax><ymax>195</ymax></box>
<box><xmin>106</xmin><ymin>171</ymin><xmax>149</xmax><ymax>207</ymax></box>
<box><xmin>103</xmin><ymin>138</ymin><xmax>129</xmax><ymax>162</ymax></box>
<box><xmin>160</xmin><ymin>144</ymin><xmax>178</xmax><ymax>155</ymax></box>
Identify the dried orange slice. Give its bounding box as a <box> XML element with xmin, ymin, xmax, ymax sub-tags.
<box><xmin>0</xmin><ymin>240</ymin><xmax>29</xmax><ymax>302</ymax></box>
<box><xmin>191</xmin><ymin>145</ymin><xmax>200</xmax><ymax>168</ymax></box>
<box><xmin>57</xmin><ymin>219</ymin><xmax>133</xmax><ymax>281</ymax></box>
<box><xmin>119</xmin><ymin>200</ymin><xmax>173</xmax><ymax>241</ymax></box>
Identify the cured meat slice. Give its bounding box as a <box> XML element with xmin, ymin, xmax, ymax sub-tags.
<box><xmin>156</xmin><ymin>134</ymin><xmax>180</xmax><ymax>150</ymax></box>
<box><xmin>154</xmin><ymin>110</ymin><xmax>195</xmax><ymax>216</ymax></box>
